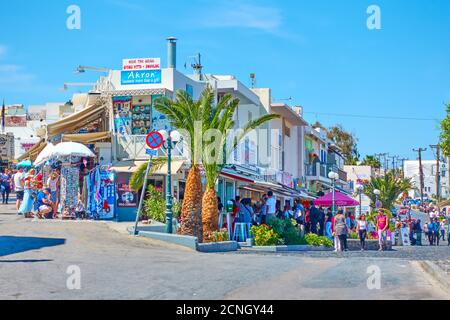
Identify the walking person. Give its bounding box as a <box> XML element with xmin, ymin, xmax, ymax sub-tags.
<box><xmin>356</xmin><ymin>214</ymin><xmax>368</xmax><ymax>251</ymax></box>
<box><xmin>432</xmin><ymin>218</ymin><xmax>440</xmax><ymax>246</ymax></box>
<box><xmin>259</xmin><ymin>195</ymin><xmax>267</xmax><ymax>225</ymax></box>
<box><xmin>309</xmin><ymin>201</ymin><xmax>320</xmax><ymax>235</ymax></box>
<box><xmin>440</xmin><ymin>219</ymin><xmax>445</xmax><ymax>241</ymax></box>
<box><xmin>333</xmin><ymin>209</ymin><xmax>350</xmax><ymax>252</ymax></box>
<box><xmin>318</xmin><ymin>206</ymin><xmax>326</xmax><ymax>236</ymax></box>
<box><xmin>0</xmin><ymin>169</ymin><xmax>12</xmax><ymax>204</ymax></box>
<box><xmin>427</xmin><ymin>221</ymin><xmax>435</xmax><ymax>245</ymax></box>
<box><xmin>265</xmin><ymin>191</ymin><xmax>276</xmax><ymax>222</ymax></box>
<box><xmin>414</xmin><ymin>219</ymin><xmax>423</xmax><ymax>246</ymax></box>
<box><xmin>18</xmin><ymin>169</ymin><xmax>36</xmax><ymax>217</ymax></box>
<box><xmin>13</xmin><ymin>167</ymin><xmax>26</xmax><ymax>212</ymax></box>
<box><xmin>376</xmin><ymin>209</ymin><xmax>389</xmax><ymax>251</ymax></box>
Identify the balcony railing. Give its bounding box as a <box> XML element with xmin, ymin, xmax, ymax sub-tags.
<box><xmin>305</xmin><ymin>162</ymin><xmax>347</xmax><ymax>182</ymax></box>
<box><xmin>115</xmin><ymin>134</ymin><xmax>184</xmax><ymax>160</ymax></box>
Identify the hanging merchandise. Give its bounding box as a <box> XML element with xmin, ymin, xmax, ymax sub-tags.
<box><xmin>87</xmin><ymin>166</ymin><xmax>115</xmax><ymax>220</ymax></box>
<box><xmin>59</xmin><ymin>165</ymin><xmax>80</xmax><ymax>216</ymax></box>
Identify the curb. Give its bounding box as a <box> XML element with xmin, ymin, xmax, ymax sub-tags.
<box><xmin>418</xmin><ymin>261</ymin><xmax>450</xmax><ymax>296</ymax></box>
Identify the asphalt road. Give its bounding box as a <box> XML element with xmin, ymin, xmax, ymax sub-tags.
<box><xmin>0</xmin><ymin>204</ymin><xmax>449</xmax><ymax>300</ymax></box>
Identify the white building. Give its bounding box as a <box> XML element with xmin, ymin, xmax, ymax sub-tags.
<box><xmin>404</xmin><ymin>160</ymin><xmax>448</xmax><ymax>199</ymax></box>
<box><xmin>344</xmin><ymin>165</ymin><xmax>374</xmax><ymax>215</ymax></box>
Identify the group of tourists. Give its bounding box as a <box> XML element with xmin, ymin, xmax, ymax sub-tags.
<box><xmin>4</xmin><ymin>166</ymin><xmax>86</xmax><ymax>220</ymax></box>
<box><xmin>11</xmin><ymin>166</ymin><xmax>61</xmax><ymax>219</ymax></box>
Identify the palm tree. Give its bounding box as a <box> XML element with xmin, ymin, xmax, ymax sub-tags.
<box><xmin>129</xmin><ymin>157</ymin><xmax>167</xmax><ymax>191</ymax></box>
<box><xmin>147</xmin><ymin>90</ymin><xmax>213</xmax><ymax>242</ymax></box>
<box><xmin>363</xmin><ymin>172</ymin><xmax>413</xmax><ymax>211</ymax></box>
<box><xmin>199</xmin><ymin>89</ymin><xmax>280</xmax><ymax>241</ymax></box>
<box><xmin>360</xmin><ymin>155</ymin><xmax>381</xmax><ymax>168</ymax></box>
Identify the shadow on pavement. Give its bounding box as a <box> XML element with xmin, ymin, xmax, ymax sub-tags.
<box><xmin>0</xmin><ymin>236</ymin><xmax>66</xmax><ymax>257</ymax></box>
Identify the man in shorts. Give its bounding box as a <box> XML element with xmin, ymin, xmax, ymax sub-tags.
<box><xmin>13</xmin><ymin>167</ymin><xmax>25</xmax><ymax>212</ymax></box>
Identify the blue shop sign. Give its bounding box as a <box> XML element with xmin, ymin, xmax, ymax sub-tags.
<box><xmin>121</xmin><ymin>69</ymin><xmax>162</xmax><ymax>85</ymax></box>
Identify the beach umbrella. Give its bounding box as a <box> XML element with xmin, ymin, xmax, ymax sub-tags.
<box><xmin>51</xmin><ymin>142</ymin><xmax>95</xmax><ymax>158</ymax></box>
<box><xmin>34</xmin><ymin>143</ymin><xmax>55</xmax><ymax>166</ymax></box>
<box><xmin>16</xmin><ymin>160</ymin><xmax>32</xmax><ymax>168</ymax></box>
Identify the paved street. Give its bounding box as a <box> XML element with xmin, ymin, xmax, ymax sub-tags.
<box><xmin>0</xmin><ymin>204</ymin><xmax>449</xmax><ymax>300</ymax></box>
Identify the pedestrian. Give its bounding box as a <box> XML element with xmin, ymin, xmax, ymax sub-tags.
<box><xmin>265</xmin><ymin>191</ymin><xmax>276</xmax><ymax>222</ymax></box>
<box><xmin>427</xmin><ymin>221</ymin><xmax>435</xmax><ymax>245</ymax></box>
<box><xmin>423</xmin><ymin>223</ymin><xmax>429</xmax><ymax>243</ymax></box>
<box><xmin>432</xmin><ymin>218</ymin><xmax>440</xmax><ymax>246</ymax></box>
<box><xmin>13</xmin><ymin>167</ymin><xmax>25</xmax><ymax>212</ymax></box>
<box><xmin>356</xmin><ymin>214</ymin><xmax>368</xmax><ymax>250</ymax></box>
<box><xmin>318</xmin><ymin>206</ymin><xmax>325</xmax><ymax>236</ymax></box>
<box><xmin>18</xmin><ymin>169</ymin><xmax>36</xmax><ymax>217</ymax></box>
<box><xmin>439</xmin><ymin>219</ymin><xmax>445</xmax><ymax>241</ymax></box>
<box><xmin>325</xmin><ymin>214</ymin><xmax>333</xmax><ymax>240</ymax></box>
<box><xmin>47</xmin><ymin>171</ymin><xmax>60</xmax><ymax>214</ymax></box>
<box><xmin>0</xmin><ymin>168</ymin><xmax>12</xmax><ymax>204</ymax></box>
<box><xmin>414</xmin><ymin>219</ymin><xmax>423</xmax><ymax>246</ymax></box>
<box><xmin>259</xmin><ymin>195</ymin><xmax>267</xmax><ymax>225</ymax></box>
<box><xmin>332</xmin><ymin>209</ymin><xmax>349</xmax><ymax>252</ymax></box>
<box><xmin>309</xmin><ymin>201</ymin><xmax>320</xmax><ymax>234</ymax></box>
<box><xmin>376</xmin><ymin>209</ymin><xmax>389</xmax><ymax>251</ymax></box>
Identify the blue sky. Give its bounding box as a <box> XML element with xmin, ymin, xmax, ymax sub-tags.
<box><xmin>0</xmin><ymin>0</ymin><xmax>449</xmax><ymax>161</ymax></box>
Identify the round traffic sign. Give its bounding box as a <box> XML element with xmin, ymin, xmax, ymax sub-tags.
<box><xmin>146</xmin><ymin>131</ymin><xmax>164</xmax><ymax>149</ymax></box>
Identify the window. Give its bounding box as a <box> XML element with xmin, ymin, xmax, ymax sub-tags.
<box><xmin>186</xmin><ymin>84</ymin><xmax>193</xmax><ymax>98</ymax></box>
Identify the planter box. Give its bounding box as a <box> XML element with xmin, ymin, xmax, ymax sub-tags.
<box><xmin>240</xmin><ymin>245</ymin><xmax>333</xmax><ymax>253</ymax></box>
<box><xmin>347</xmin><ymin>239</ymin><xmax>392</xmax><ymax>251</ymax></box>
<box><xmin>197</xmin><ymin>241</ymin><xmax>239</xmax><ymax>253</ymax></box>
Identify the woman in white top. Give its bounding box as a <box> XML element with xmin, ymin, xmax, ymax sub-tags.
<box><xmin>356</xmin><ymin>215</ymin><xmax>368</xmax><ymax>251</ymax></box>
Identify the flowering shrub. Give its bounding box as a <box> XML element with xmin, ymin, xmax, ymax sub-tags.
<box><xmin>250</xmin><ymin>224</ymin><xmax>280</xmax><ymax>246</ymax></box>
<box><xmin>210</xmin><ymin>229</ymin><xmax>229</xmax><ymax>242</ymax></box>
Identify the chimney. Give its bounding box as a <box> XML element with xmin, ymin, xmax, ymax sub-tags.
<box><xmin>167</xmin><ymin>37</ymin><xmax>177</xmax><ymax>69</ymax></box>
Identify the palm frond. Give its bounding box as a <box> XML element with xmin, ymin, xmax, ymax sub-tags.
<box><xmin>129</xmin><ymin>157</ymin><xmax>168</xmax><ymax>191</ymax></box>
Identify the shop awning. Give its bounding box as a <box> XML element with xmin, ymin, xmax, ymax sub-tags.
<box><xmin>111</xmin><ymin>161</ymin><xmax>147</xmax><ymax>173</ymax></box>
<box><xmin>47</xmin><ymin>101</ymin><xmax>105</xmax><ymax>137</ymax></box>
<box><xmin>16</xmin><ymin>139</ymin><xmax>46</xmax><ymax>161</ymax></box>
<box><xmin>220</xmin><ymin>171</ymin><xmax>255</xmax><ymax>183</ymax></box>
<box><xmin>62</xmin><ymin>131</ymin><xmax>111</xmax><ymax>143</ymax></box>
<box><xmin>153</xmin><ymin>159</ymin><xmax>185</xmax><ymax>175</ymax></box>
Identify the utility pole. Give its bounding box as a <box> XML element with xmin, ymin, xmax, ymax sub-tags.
<box><xmin>398</xmin><ymin>158</ymin><xmax>408</xmax><ymax>179</ymax></box>
<box><xmin>376</xmin><ymin>153</ymin><xmax>388</xmax><ymax>176</ymax></box>
<box><xmin>389</xmin><ymin>155</ymin><xmax>398</xmax><ymax>177</ymax></box>
<box><xmin>413</xmin><ymin>148</ymin><xmax>427</xmax><ymax>206</ymax></box>
<box><xmin>430</xmin><ymin>144</ymin><xmax>441</xmax><ymax>203</ymax></box>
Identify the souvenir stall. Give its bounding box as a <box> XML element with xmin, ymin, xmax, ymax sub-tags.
<box><xmin>44</xmin><ymin>142</ymin><xmax>97</xmax><ymax>219</ymax></box>
<box><xmin>85</xmin><ymin>165</ymin><xmax>116</xmax><ymax>220</ymax></box>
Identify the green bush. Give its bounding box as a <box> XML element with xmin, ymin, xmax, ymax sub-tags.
<box><xmin>304</xmin><ymin>233</ymin><xmax>333</xmax><ymax>247</ymax></box>
<box><xmin>143</xmin><ymin>185</ymin><xmax>166</xmax><ymax>223</ymax></box>
<box><xmin>210</xmin><ymin>229</ymin><xmax>229</xmax><ymax>242</ymax></box>
<box><xmin>250</xmin><ymin>225</ymin><xmax>281</xmax><ymax>246</ymax></box>
<box><xmin>267</xmin><ymin>218</ymin><xmax>304</xmax><ymax>245</ymax></box>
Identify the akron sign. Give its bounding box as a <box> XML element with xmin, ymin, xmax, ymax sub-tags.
<box><xmin>121</xmin><ymin>57</ymin><xmax>162</xmax><ymax>85</ymax></box>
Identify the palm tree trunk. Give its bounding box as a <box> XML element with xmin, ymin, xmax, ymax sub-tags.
<box><xmin>179</xmin><ymin>166</ymin><xmax>203</xmax><ymax>242</ymax></box>
<box><xmin>202</xmin><ymin>187</ymin><xmax>219</xmax><ymax>242</ymax></box>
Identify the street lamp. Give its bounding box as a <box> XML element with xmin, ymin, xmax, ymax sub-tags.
<box><xmin>373</xmin><ymin>189</ymin><xmax>381</xmax><ymax>209</ymax></box>
<box><xmin>159</xmin><ymin>129</ymin><xmax>181</xmax><ymax>234</ymax></box>
<box><xmin>356</xmin><ymin>183</ymin><xmax>364</xmax><ymax>217</ymax></box>
<box><xmin>328</xmin><ymin>171</ymin><xmax>339</xmax><ymax>215</ymax></box>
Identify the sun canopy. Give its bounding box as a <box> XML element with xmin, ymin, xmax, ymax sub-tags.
<box><xmin>51</xmin><ymin>142</ymin><xmax>95</xmax><ymax>158</ymax></box>
<box><xmin>16</xmin><ymin>160</ymin><xmax>32</xmax><ymax>168</ymax></box>
<box><xmin>314</xmin><ymin>191</ymin><xmax>359</xmax><ymax>207</ymax></box>
<box><xmin>34</xmin><ymin>143</ymin><xmax>55</xmax><ymax>166</ymax></box>
<box><xmin>62</xmin><ymin>131</ymin><xmax>111</xmax><ymax>143</ymax></box>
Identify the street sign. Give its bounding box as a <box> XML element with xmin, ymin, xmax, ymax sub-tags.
<box><xmin>376</xmin><ymin>200</ymin><xmax>382</xmax><ymax>209</ymax></box>
<box><xmin>145</xmin><ymin>131</ymin><xmax>164</xmax><ymax>149</ymax></box>
<box><xmin>146</xmin><ymin>149</ymin><xmax>158</xmax><ymax>156</ymax></box>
